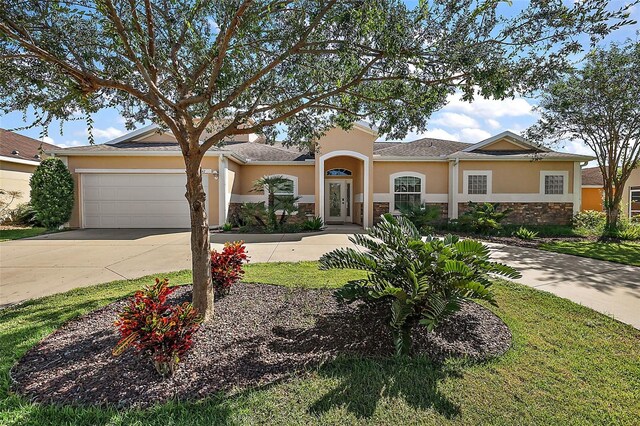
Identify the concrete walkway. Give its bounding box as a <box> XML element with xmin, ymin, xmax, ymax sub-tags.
<box><xmin>1</xmin><ymin>229</ymin><xmax>638</xmax><ymax>328</ymax></box>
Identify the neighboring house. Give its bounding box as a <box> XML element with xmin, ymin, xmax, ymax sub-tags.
<box><xmin>49</xmin><ymin>123</ymin><xmax>593</xmax><ymax>229</ymax></box>
<box><xmin>0</xmin><ymin>129</ymin><xmax>59</xmax><ymax>209</ymax></box>
<box><xmin>580</xmin><ymin>166</ymin><xmax>640</xmax><ymax>219</ymax></box>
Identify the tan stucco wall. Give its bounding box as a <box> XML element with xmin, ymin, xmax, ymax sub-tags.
<box><xmin>230</xmin><ymin>164</ymin><xmax>315</xmax><ymax>195</ymax></box>
<box><xmin>373</xmin><ymin>161</ymin><xmax>449</xmax><ymax>194</ymax></box>
<box><xmin>477</xmin><ymin>138</ymin><xmax>526</xmax><ymax>151</ymax></box>
<box><xmin>63</xmin><ymin>155</ymin><xmax>220</xmax><ymax>228</ymax></box>
<box><xmin>458</xmin><ymin>160</ymin><xmax>575</xmax><ymax>194</ymax></box>
<box><xmin>315</xmin><ymin>127</ymin><xmax>376</xmax><ymax>225</ymax></box>
<box><xmin>0</xmin><ymin>160</ymin><xmax>36</xmax><ymax>209</ymax></box>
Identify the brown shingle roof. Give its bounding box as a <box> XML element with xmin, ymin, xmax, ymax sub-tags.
<box><xmin>582</xmin><ymin>166</ymin><xmax>604</xmax><ymax>186</ymax></box>
<box><xmin>0</xmin><ymin>129</ymin><xmax>59</xmax><ymax>162</ymax></box>
<box><xmin>374</xmin><ymin>138</ymin><xmax>471</xmax><ymax>157</ymax></box>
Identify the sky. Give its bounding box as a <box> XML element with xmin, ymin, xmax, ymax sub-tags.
<box><xmin>0</xmin><ymin>0</ymin><xmax>638</xmax><ymax>164</ymax></box>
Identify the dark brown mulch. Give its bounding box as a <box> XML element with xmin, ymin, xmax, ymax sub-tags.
<box><xmin>11</xmin><ymin>283</ymin><xmax>511</xmax><ymax>409</ymax></box>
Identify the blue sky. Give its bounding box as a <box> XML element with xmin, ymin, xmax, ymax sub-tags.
<box><xmin>1</xmin><ymin>0</ymin><xmax>638</xmax><ymax>163</ymax></box>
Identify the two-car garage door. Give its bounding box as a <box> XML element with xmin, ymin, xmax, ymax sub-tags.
<box><xmin>82</xmin><ymin>173</ymin><xmax>208</xmax><ymax>228</ymax></box>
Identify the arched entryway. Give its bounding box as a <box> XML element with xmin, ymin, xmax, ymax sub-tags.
<box><xmin>318</xmin><ymin>150</ymin><xmax>370</xmax><ymax>226</ymax></box>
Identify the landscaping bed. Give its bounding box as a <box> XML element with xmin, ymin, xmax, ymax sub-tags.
<box><xmin>11</xmin><ymin>283</ymin><xmax>510</xmax><ymax>409</ymax></box>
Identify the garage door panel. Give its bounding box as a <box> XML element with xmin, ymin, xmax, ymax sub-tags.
<box><xmin>82</xmin><ymin>173</ymin><xmax>208</xmax><ymax>228</ymax></box>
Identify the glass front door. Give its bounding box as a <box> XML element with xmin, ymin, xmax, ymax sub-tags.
<box><xmin>324</xmin><ymin>180</ymin><xmax>353</xmax><ymax>223</ymax></box>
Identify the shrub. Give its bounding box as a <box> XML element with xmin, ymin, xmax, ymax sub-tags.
<box><xmin>514</xmin><ymin>226</ymin><xmax>538</xmax><ymax>240</ymax></box>
<box><xmin>0</xmin><ymin>189</ymin><xmax>22</xmax><ymax>222</ymax></box>
<box><xmin>572</xmin><ymin>210</ymin><xmax>605</xmax><ymax>231</ymax></box>
<box><xmin>237</xmin><ymin>202</ymin><xmax>267</xmax><ymax>227</ymax></box>
<box><xmin>612</xmin><ymin>220</ymin><xmax>640</xmax><ymax>240</ymax></box>
<box><xmin>113</xmin><ymin>278</ymin><xmax>203</xmax><ymax>377</ymax></box>
<box><xmin>319</xmin><ymin>214</ymin><xmax>520</xmax><ymax>356</ymax></box>
<box><xmin>399</xmin><ymin>203</ymin><xmax>441</xmax><ymax>234</ymax></box>
<box><xmin>222</xmin><ymin>222</ymin><xmax>233</xmax><ymax>232</ymax></box>
<box><xmin>210</xmin><ymin>241</ymin><xmax>249</xmax><ymax>296</ymax></box>
<box><xmin>302</xmin><ymin>216</ymin><xmax>324</xmax><ymax>231</ymax></box>
<box><xmin>30</xmin><ymin>158</ymin><xmax>74</xmax><ymax>229</ymax></box>
<box><xmin>458</xmin><ymin>202</ymin><xmax>510</xmax><ymax>234</ymax></box>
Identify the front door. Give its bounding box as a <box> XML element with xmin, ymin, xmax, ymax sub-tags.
<box><xmin>325</xmin><ymin>180</ymin><xmax>352</xmax><ymax>223</ymax></box>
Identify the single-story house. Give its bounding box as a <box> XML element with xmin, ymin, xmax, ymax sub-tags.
<box><xmin>580</xmin><ymin>166</ymin><xmax>640</xmax><ymax>218</ymax></box>
<box><xmin>1</xmin><ymin>129</ymin><xmax>59</xmax><ymax>209</ymax></box>
<box><xmin>49</xmin><ymin>122</ymin><xmax>595</xmax><ymax>229</ymax></box>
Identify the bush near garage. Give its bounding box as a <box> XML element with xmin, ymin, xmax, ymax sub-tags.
<box><xmin>29</xmin><ymin>158</ymin><xmax>74</xmax><ymax>229</ymax></box>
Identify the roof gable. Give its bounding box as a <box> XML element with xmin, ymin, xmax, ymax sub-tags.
<box><xmin>463</xmin><ymin>131</ymin><xmax>550</xmax><ymax>153</ymax></box>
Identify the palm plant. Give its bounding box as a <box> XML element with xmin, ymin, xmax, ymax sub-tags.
<box><xmin>252</xmin><ymin>175</ymin><xmax>296</xmax><ymax>230</ymax></box>
<box><xmin>459</xmin><ymin>202</ymin><xmax>511</xmax><ymax>234</ymax></box>
<box><xmin>319</xmin><ymin>214</ymin><xmax>520</xmax><ymax>356</ymax></box>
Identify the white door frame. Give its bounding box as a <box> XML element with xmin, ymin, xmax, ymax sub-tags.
<box><xmin>324</xmin><ymin>179</ymin><xmax>353</xmax><ymax>223</ymax></box>
<box><xmin>318</xmin><ymin>150</ymin><xmax>370</xmax><ymax>226</ymax></box>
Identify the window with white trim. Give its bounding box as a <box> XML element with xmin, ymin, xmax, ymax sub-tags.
<box><xmin>544</xmin><ymin>174</ymin><xmax>565</xmax><ymax>195</ymax></box>
<box><xmin>273</xmin><ymin>178</ymin><xmax>295</xmax><ymax>210</ymax></box>
<box><xmin>393</xmin><ymin>176</ymin><xmax>422</xmax><ymax>210</ymax></box>
<box><xmin>467</xmin><ymin>175</ymin><xmax>488</xmax><ymax>194</ymax></box>
<box><xmin>630</xmin><ymin>187</ymin><xmax>640</xmax><ymax>218</ymax></box>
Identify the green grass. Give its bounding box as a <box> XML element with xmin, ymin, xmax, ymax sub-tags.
<box><xmin>539</xmin><ymin>241</ymin><xmax>640</xmax><ymax>267</ymax></box>
<box><xmin>1</xmin><ymin>263</ymin><xmax>639</xmax><ymax>425</ymax></box>
<box><xmin>0</xmin><ymin>227</ymin><xmax>47</xmax><ymax>242</ymax></box>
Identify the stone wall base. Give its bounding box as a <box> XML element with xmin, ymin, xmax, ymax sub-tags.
<box><xmin>372</xmin><ymin>202</ymin><xmax>449</xmax><ymax>224</ymax></box>
<box><xmin>458</xmin><ymin>202</ymin><xmax>573</xmax><ymax>225</ymax></box>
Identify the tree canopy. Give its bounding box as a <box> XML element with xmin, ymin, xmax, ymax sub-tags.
<box><xmin>0</xmin><ymin>0</ymin><xmax>633</xmax><ymax>149</ymax></box>
<box><xmin>527</xmin><ymin>40</ymin><xmax>640</xmax><ymax>227</ymax></box>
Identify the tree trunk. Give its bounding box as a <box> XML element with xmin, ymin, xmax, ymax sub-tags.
<box><xmin>185</xmin><ymin>156</ymin><xmax>214</xmax><ymax>321</ymax></box>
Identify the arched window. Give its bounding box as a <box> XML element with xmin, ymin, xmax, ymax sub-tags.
<box><xmin>393</xmin><ymin>175</ymin><xmax>422</xmax><ymax>211</ymax></box>
<box><xmin>326</xmin><ymin>168</ymin><xmax>352</xmax><ymax>176</ymax></box>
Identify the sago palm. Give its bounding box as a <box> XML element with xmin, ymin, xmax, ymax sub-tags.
<box><xmin>319</xmin><ymin>214</ymin><xmax>521</xmax><ymax>356</ymax></box>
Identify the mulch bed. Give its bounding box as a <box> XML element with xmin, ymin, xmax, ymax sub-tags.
<box><xmin>11</xmin><ymin>283</ymin><xmax>511</xmax><ymax>409</ymax></box>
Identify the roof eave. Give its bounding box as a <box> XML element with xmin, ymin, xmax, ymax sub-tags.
<box><xmin>0</xmin><ymin>155</ymin><xmax>40</xmax><ymax>166</ymax></box>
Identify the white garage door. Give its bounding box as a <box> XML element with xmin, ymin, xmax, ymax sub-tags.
<box><xmin>82</xmin><ymin>173</ymin><xmax>208</xmax><ymax>228</ymax></box>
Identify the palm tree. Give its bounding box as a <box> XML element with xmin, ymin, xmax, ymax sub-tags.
<box><xmin>252</xmin><ymin>176</ymin><xmax>296</xmax><ymax>230</ymax></box>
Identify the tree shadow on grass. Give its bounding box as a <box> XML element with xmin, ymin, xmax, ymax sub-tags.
<box><xmin>309</xmin><ymin>356</ymin><xmax>462</xmax><ymax>420</ymax></box>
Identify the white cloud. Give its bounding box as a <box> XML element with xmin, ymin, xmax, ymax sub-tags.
<box><xmin>431</xmin><ymin>112</ymin><xmax>479</xmax><ymax>129</ymax></box>
<box><xmin>459</xmin><ymin>128</ymin><xmax>491</xmax><ymax>142</ymax></box>
<box><xmin>85</xmin><ymin>126</ymin><xmax>125</xmax><ymax>140</ymax></box>
<box><xmin>486</xmin><ymin>118</ymin><xmax>501</xmax><ymax>129</ymax></box>
<box><xmin>445</xmin><ymin>94</ymin><xmax>535</xmax><ymax>118</ymax></box>
<box><xmin>39</xmin><ymin>136</ymin><xmax>55</xmax><ymax>144</ymax></box>
<box><xmin>420</xmin><ymin>128</ymin><xmax>460</xmax><ymax>141</ymax></box>
<box><xmin>57</xmin><ymin>139</ymin><xmax>87</xmax><ymax>148</ymax></box>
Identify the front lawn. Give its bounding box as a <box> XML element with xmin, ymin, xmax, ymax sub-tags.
<box><xmin>539</xmin><ymin>241</ymin><xmax>640</xmax><ymax>267</ymax></box>
<box><xmin>0</xmin><ymin>227</ymin><xmax>47</xmax><ymax>242</ymax></box>
<box><xmin>1</xmin><ymin>262</ymin><xmax>638</xmax><ymax>425</ymax></box>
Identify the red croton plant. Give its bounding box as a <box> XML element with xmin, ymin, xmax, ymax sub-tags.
<box><xmin>211</xmin><ymin>241</ymin><xmax>249</xmax><ymax>296</ymax></box>
<box><xmin>113</xmin><ymin>278</ymin><xmax>203</xmax><ymax>377</ymax></box>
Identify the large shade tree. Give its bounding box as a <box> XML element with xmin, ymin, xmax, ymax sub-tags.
<box><xmin>527</xmin><ymin>40</ymin><xmax>640</xmax><ymax>230</ymax></box>
<box><xmin>0</xmin><ymin>0</ymin><xmax>632</xmax><ymax>319</ymax></box>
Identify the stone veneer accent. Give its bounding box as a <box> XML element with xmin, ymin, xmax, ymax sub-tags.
<box><xmin>373</xmin><ymin>202</ymin><xmax>449</xmax><ymax>224</ymax></box>
<box><xmin>458</xmin><ymin>202</ymin><xmax>573</xmax><ymax>225</ymax></box>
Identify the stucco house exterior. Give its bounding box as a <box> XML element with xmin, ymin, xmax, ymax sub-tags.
<box><xmin>1</xmin><ymin>129</ymin><xmax>59</xmax><ymax>210</ymax></box>
<box><xmin>49</xmin><ymin>122</ymin><xmax>594</xmax><ymax>229</ymax></box>
<box><xmin>580</xmin><ymin>166</ymin><xmax>640</xmax><ymax>219</ymax></box>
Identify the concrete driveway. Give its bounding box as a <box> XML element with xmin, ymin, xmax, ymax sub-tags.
<box><xmin>1</xmin><ymin>229</ymin><xmax>638</xmax><ymax>329</ymax></box>
<box><xmin>0</xmin><ymin>228</ymin><xmax>358</xmax><ymax>308</ymax></box>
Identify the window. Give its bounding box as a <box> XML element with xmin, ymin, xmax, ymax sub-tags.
<box><xmin>631</xmin><ymin>188</ymin><xmax>640</xmax><ymax>218</ymax></box>
<box><xmin>273</xmin><ymin>178</ymin><xmax>295</xmax><ymax>210</ymax></box>
<box><xmin>326</xmin><ymin>168</ymin><xmax>352</xmax><ymax>176</ymax></box>
<box><xmin>544</xmin><ymin>175</ymin><xmax>564</xmax><ymax>195</ymax></box>
<box><xmin>467</xmin><ymin>175</ymin><xmax>488</xmax><ymax>194</ymax></box>
<box><xmin>463</xmin><ymin>171</ymin><xmax>492</xmax><ymax>196</ymax></box>
<box><xmin>394</xmin><ymin>176</ymin><xmax>422</xmax><ymax>210</ymax></box>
